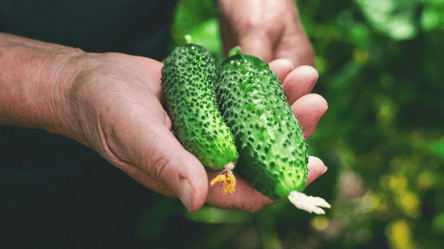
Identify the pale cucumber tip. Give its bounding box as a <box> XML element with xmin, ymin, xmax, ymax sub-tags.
<box><xmin>288</xmin><ymin>191</ymin><xmax>331</xmax><ymax>215</ymax></box>
<box><xmin>224</xmin><ymin>161</ymin><xmax>235</xmax><ymax>171</ymax></box>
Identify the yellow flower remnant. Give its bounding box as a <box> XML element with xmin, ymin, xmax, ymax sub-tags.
<box><xmin>210</xmin><ymin>171</ymin><xmax>236</xmax><ymax>194</ymax></box>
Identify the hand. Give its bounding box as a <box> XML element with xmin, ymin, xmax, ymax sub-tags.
<box><xmin>63</xmin><ymin>52</ymin><xmax>208</xmax><ymax>211</ymax></box>
<box><xmin>217</xmin><ymin>0</ymin><xmax>314</xmax><ymax>67</ymax></box>
<box><xmin>62</xmin><ymin>53</ymin><xmax>326</xmax><ymax>213</ymax></box>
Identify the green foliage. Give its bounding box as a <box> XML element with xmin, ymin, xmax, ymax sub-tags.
<box><xmin>145</xmin><ymin>0</ymin><xmax>444</xmax><ymax>248</ymax></box>
<box><xmin>168</xmin><ymin>0</ymin><xmax>224</xmax><ymax>64</ymax></box>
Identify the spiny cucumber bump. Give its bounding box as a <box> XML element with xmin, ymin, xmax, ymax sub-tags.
<box><xmin>161</xmin><ymin>44</ymin><xmax>238</xmax><ymax>193</ymax></box>
<box><xmin>216</xmin><ymin>49</ymin><xmax>330</xmax><ymax>214</ymax></box>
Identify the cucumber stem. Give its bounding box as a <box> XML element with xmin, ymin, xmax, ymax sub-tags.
<box><xmin>288</xmin><ymin>191</ymin><xmax>331</xmax><ymax>215</ymax></box>
<box><xmin>228</xmin><ymin>46</ymin><xmax>242</xmax><ymax>57</ymax></box>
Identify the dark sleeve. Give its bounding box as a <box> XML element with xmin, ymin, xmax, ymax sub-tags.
<box><xmin>0</xmin><ymin>0</ymin><xmax>177</xmax><ymax>59</ymax></box>
<box><xmin>0</xmin><ymin>0</ymin><xmax>178</xmax><ymax>211</ymax></box>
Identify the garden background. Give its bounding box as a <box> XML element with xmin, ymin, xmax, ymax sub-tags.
<box><xmin>139</xmin><ymin>0</ymin><xmax>444</xmax><ymax>248</ymax></box>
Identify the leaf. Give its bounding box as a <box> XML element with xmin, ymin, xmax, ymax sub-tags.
<box><xmin>354</xmin><ymin>0</ymin><xmax>419</xmax><ymax>40</ymax></box>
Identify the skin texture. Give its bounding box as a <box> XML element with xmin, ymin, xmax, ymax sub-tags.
<box><xmin>0</xmin><ymin>0</ymin><xmax>327</xmax><ymax>212</ymax></box>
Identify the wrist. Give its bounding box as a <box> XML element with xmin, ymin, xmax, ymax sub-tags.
<box><xmin>0</xmin><ymin>33</ymin><xmax>93</xmax><ymax>138</ymax></box>
<box><xmin>42</xmin><ymin>49</ymin><xmax>94</xmax><ymax>138</ymax></box>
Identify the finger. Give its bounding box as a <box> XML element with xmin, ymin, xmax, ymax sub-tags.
<box><xmin>239</xmin><ymin>29</ymin><xmax>273</xmax><ymax>63</ymax></box>
<box><xmin>282</xmin><ymin>66</ymin><xmax>319</xmax><ymax>105</ymax></box>
<box><xmin>269</xmin><ymin>59</ymin><xmax>294</xmax><ymax>83</ymax></box>
<box><xmin>304</xmin><ymin>156</ymin><xmax>328</xmax><ymax>189</ymax></box>
<box><xmin>145</xmin><ymin>123</ymin><xmax>210</xmax><ymax>212</ymax></box>
<box><xmin>205</xmin><ymin>156</ymin><xmax>327</xmax><ymax>212</ymax></box>
<box><xmin>206</xmin><ymin>170</ymin><xmax>276</xmax><ymax>212</ymax></box>
<box><xmin>275</xmin><ymin>27</ymin><xmax>315</xmax><ymax>68</ymax></box>
<box><xmin>115</xmin><ymin>118</ymin><xmax>209</xmax><ymax>212</ymax></box>
<box><xmin>291</xmin><ymin>93</ymin><xmax>328</xmax><ymax>140</ymax></box>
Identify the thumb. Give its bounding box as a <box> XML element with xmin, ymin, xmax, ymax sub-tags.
<box><xmin>121</xmin><ymin>121</ymin><xmax>209</xmax><ymax>212</ymax></box>
<box><xmin>151</xmin><ymin>124</ymin><xmax>209</xmax><ymax>211</ymax></box>
<box><xmin>158</xmin><ymin>146</ymin><xmax>209</xmax><ymax>212</ymax></box>
<box><xmin>239</xmin><ymin>29</ymin><xmax>274</xmax><ymax>63</ymax></box>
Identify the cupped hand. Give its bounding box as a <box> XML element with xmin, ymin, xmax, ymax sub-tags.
<box><xmin>217</xmin><ymin>0</ymin><xmax>314</xmax><ymax>68</ymax></box>
<box><xmin>63</xmin><ymin>53</ymin><xmax>326</xmax><ymax>213</ymax></box>
<box><xmin>65</xmin><ymin>52</ymin><xmax>208</xmax><ymax>211</ymax></box>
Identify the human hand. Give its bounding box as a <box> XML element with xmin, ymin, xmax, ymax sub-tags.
<box><xmin>60</xmin><ymin>53</ymin><xmax>325</xmax><ymax>212</ymax></box>
<box><xmin>217</xmin><ymin>0</ymin><xmax>314</xmax><ymax>68</ymax></box>
<box><xmin>61</xmin><ymin>52</ymin><xmax>208</xmax><ymax>211</ymax></box>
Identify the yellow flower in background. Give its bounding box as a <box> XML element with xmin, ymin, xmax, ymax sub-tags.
<box><xmin>389</xmin><ymin>175</ymin><xmax>407</xmax><ymax>193</ymax></box>
<box><xmin>361</xmin><ymin>191</ymin><xmax>382</xmax><ymax>211</ymax></box>
<box><xmin>399</xmin><ymin>192</ymin><xmax>421</xmax><ymax>219</ymax></box>
<box><xmin>417</xmin><ymin>171</ymin><xmax>433</xmax><ymax>190</ymax></box>
<box><xmin>353</xmin><ymin>47</ymin><xmax>369</xmax><ymax>66</ymax></box>
<box><xmin>386</xmin><ymin>220</ymin><xmax>415</xmax><ymax>249</ymax></box>
<box><xmin>311</xmin><ymin>216</ymin><xmax>329</xmax><ymax>231</ymax></box>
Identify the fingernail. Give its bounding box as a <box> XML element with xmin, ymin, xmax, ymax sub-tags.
<box><xmin>178</xmin><ymin>178</ymin><xmax>194</xmax><ymax>212</ymax></box>
<box><xmin>322</xmin><ymin>166</ymin><xmax>328</xmax><ymax>174</ymax></box>
<box><xmin>306</xmin><ymin>100</ymin><xmax>319</xmax><ymax>107</ymax></box>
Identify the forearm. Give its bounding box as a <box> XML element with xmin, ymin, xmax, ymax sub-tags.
<box><xmin>0</xmin><ymin>33</ymin><xmax>84</xmax><ymax>135</ymax></box>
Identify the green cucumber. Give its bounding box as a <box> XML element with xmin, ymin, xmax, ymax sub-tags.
<box><xmin>161</xmin><ymin>44</ymin><xmax>238</xmax><ymax>175</ymax></box>
<box><xmin>215</xmin><ymin>48</ymin><xmax>330</xmax><ymax>214</ymax></box>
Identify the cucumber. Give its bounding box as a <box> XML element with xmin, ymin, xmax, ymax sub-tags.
<box><xmin>161</xmin><ymin>44</ymin><xmax>238</xmax><ymax>186</ymax></box>
<box><xmin>215</xmin><ymin>48</ymin><xmax>330</xmax><ymax>214</ymax></box>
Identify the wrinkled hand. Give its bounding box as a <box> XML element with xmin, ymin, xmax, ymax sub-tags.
<box><xmin>64</xmin><ymin>52</ymin><xmax>326</xmax><ymax>212</ymax></box>
<box><xmin>217</xmin><ymin>0</ymin><xmax>314</xmax><ymax>67</ymax></box>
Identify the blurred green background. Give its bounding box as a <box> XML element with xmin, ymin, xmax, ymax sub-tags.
<box><xmin>141</xmin><ymin>0</ymin><xmax>444</xmax><ymax>248</ymax></box>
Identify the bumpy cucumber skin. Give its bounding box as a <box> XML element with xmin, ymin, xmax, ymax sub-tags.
<box><xmin>215</xmin><ymin>53</ymin><xmax>308</xmax><ymax>201</ymax></box>
<box><xmin>161</xmin><ymin>44</ymin><xmax>238</xmax><ymax>170</ymax></box>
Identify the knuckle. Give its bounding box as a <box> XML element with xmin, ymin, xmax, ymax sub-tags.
<box><xmin>150</xmin><ymin>153</ymin><xmax>171</xmax><ymax>183</ymax></box>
